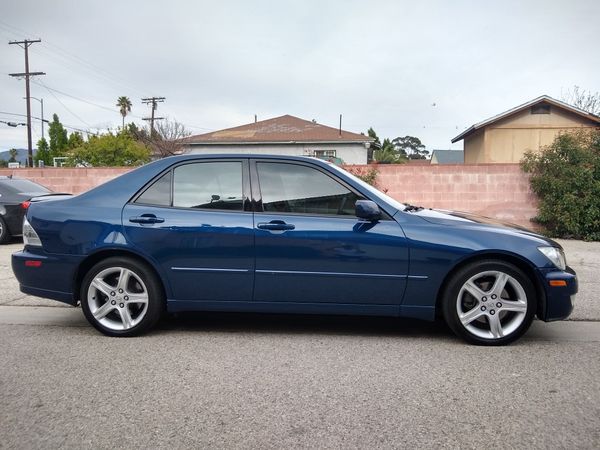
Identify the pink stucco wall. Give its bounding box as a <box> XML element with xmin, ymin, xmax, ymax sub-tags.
<box><xmin>0</xmin><ymin>167</ymin><xmax>130</xmax><ymax>195</ymax></box>
<box><xmin>345</xmin><ymin>163</ymin><xmax>539</xmax><ymax>228</ymax></box>
<box><xmin>0</xmin><ymin>163</ymin><xmax>539</xmax><ymax>228</ymax></box>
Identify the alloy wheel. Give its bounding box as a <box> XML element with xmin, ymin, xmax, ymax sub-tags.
<box><xmin>87</xmin><ymin>266</ymin><xmax>149</xmax><ymax>331</ymax></box>
<box><xmin>456</xmin><ymin>270</ymin><xmax>528</xmax><ymax>340</ymax></box>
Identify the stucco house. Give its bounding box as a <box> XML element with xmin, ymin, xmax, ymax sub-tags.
<box><xmin>452</xmin><ymin>95</ymin><xmax>600</xmax><ymax>163</ymax></box>
<box><xmin>183</xmin><ymin>115</ymin><xmax>373</xmax><ymax>164</ymax></box>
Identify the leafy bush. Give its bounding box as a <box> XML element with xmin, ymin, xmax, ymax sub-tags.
<box><xmin>347</xmin><ymin>166</ymin><xmax>379</xmax><ymax>186</ymax></box>
<box><xmin>67</xmin><ymin>131</ymin><xmax>151</xmax><ymax>167</ymax></box>
<box><xmin>521</xmin><ymin>129</ymin><xmax>600</xmax><ymax>240</ymax></box>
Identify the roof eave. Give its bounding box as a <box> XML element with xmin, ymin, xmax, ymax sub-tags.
<box><xmin>185</xmin><ymin>139</ymin><xmax>373</xmax><ymax>145</ymax></box>
<box><xmin>451</xmin><ymin>126</ymin><xmax>476</xmax><ymax>143</ymax></box>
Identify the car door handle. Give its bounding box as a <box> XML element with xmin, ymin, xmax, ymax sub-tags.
<box><xmin>257</xmin><ymin>220</ymin><xmax>295</xmax><ymax>231</ymax></box>
<box><xmin>129</xmin><ymin>214</ymin><xmax>165</xmax><ymax>224</ymax></box>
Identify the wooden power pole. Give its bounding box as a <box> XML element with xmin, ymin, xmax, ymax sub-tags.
<box><xmin>142</xmin><ymin>97</ymin><xmax>165</xmax><ymax>136</ymax></box>
<box><xmin>9</xmin><ymin>39</ymin><xmax>45</xmax><ymax>167</ymax></box>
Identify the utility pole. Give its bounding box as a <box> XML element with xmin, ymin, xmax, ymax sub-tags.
<box><xmin>141</xmin><ymin>97</ymin><xmax>165</xmax><ymax>136</ymax></box>
<box><xmin>9</xmin><ymin>39</ymin><xmax>45</xmax><ymax>167</ymax></box>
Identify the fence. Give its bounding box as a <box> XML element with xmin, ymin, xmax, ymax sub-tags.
<box><xmin>0</xmin><ymin>163</ymin><xmax>538</xmax><ymax>228</ymax></box>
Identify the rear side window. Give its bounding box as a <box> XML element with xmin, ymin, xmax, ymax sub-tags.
<box><xmin>135</xmin><ymin>162</ymin><xmax>244</xmax><ymax>211</ymax></box>
<box><xmin>136</xmin><ymin>171</ymin><xmax>171</xmax><ymax>206</ymax></box>
<box><xmin>173</xmin><ymin>162</ymin><xmax>243</xmax><ymax>210</ymax></box>
<box><xmin>257</xmin><ymin>162</ymin><xmax>361</xmax><ymax>216</ymax></box>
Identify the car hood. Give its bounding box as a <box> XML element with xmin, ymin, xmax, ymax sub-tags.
<box><xmin>411</xmin><ymin>208</ymin><xmax>560</xmax><ymax>246</ymax></box>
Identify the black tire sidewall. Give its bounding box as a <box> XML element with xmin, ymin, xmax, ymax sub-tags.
<box><xmin>442</xmin><ymin>260</ymin><xmax>537</xmax><ymax>346</ymax></box>
<box><xmin>0</xmin><ymin>216</ymin><xmax>10</xmax><ymax>244</ymax></box>
<box><xmin>80</xmin><ymin>256</ymin><xmax>164</xmax><ymax>337</ymax></box>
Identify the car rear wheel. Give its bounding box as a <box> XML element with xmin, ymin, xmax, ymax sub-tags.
<box><xmin>442</xmin><ymin>260</ymin><xmax>536</xmax><ymax>345</ymax></box>
<box><xmin>0</xmin><ymin>216</ymin><xmax>10</xmax><ymax>244</ymax></box>
<box><xmin>80</xmin><ymin>257</ymin><xmax>164</xmax><ymax>337</ymax></box>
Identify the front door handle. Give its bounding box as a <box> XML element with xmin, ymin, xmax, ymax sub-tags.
<box><xmin>129</xmin><ymin>214</ymin><xmax>165</xmax><ymax>224</ymax></box>
<box><xmin>257</xmin><ymin>220</ymin><xmax>295</xmax><ymax>231</ymax></box>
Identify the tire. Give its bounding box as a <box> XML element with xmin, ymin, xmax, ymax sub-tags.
<box><xmin>442</xmin><ymin>260</ymin><xmax>537</xmax><ymax>346</ymax></box>
<box><xmin>0</xmin><ymin>216</ymin><xmax>11</xmax><ymax>244</ymax></box>
<box><xmin>80</xmin><ymin>256</ymin><xmax>165</xmax><ymax>337</ymax></box>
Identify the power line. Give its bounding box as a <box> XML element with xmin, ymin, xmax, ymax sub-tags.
<box><xmin>36</xmin><ymin>79</ymin><xmax>92</xmax><ymax>128</ymax></box>
<box><xmin>0</xmin><ymin>111</ymin><xmax>97</xmax><ymax>136</ymax></box>
<box><xmin>0</xmin><ymin>111</ymin><xmax>48</xmax><ymax>123</ymax></box>
<box><xmin>0</xmin><ymin>19</ymin><xmax>147</xmax><ymax>97</ymax></box>
<box><xmin>1</xmin><ymin>21</ymin><xmax>213</xmax><ymax>137</ymax></box>
<box><xmin>8</xmin><ymin>38</ymin><xmax>45</xmax><ymax>167</ymax></box>
<box><xmin>31</xmin><ymin>80</ymin><xmax>145</xmax><ymax>119</ymax></box>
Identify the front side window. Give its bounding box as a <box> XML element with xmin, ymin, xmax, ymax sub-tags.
<box><xmin>257</xmin><ymin>162</ymin><xmax>361</xmax><ymax>216</ymax></box>
<box><xmin>135</xmin><ymin>161</ymin><xmax>244</xmax><ymax>211</ymax></box>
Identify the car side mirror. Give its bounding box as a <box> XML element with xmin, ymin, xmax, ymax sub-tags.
<box><xmin>355</xmin><ymin>200</ymin><xmax>381</xmax><ymax>221</ymax></box>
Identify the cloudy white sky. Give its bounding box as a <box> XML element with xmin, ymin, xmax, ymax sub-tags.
<box><xmin>1</xmin><ymin>0</ymin><xmax>598</xmax><ymax>152</ymax></box>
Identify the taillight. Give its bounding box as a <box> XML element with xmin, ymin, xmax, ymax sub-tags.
<box><xmin>23</xmin><ymin>218</ymin><xmax>42</xmax><ymax>247</ymax></box>
<box><xmin>20</xmin><ymin>201</ymin><xmax>31</xmax><ymax>210</ymax></box>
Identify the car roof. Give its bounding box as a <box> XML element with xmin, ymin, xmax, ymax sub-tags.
<box><xmin>160</xmin><ymin>154</ymin><xmax>330</xmax><ymax>163</ymax></box>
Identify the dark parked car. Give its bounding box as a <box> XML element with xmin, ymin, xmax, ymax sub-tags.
<box><xmin>12</xmin><ymin>155</ymin><xmax>577</xmax><ymax>344</ymax></box>
<box><xmin>0</xmin><ymin>176</ymin><xmax>54</xmax><ymax>244</ymax></box>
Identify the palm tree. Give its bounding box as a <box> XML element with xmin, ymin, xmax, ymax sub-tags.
<box><xmin>373</xmin><ymin>139</ymin><xmax>406</xmax><ymax>164</ymax></box>
<box><xmin>116</xmin><ymin>96</ymin><xmax>132</xmax><ymax>129</ymax></box>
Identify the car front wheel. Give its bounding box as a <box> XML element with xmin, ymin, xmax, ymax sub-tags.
<box><xmin>80</xmin><ymin>257</ymin><xmax>164</xmax><ymax>337</ymax></box>
<box><xmin>442</xmin><ymin>260</ymin><xmax>537</xmax><ymax>345</ymax></box>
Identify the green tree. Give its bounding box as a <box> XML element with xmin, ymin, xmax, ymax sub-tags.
<box><xmin>366</xmin><ymin>127</ymin><xmax>381</xmax><ymax>163</ymax></box>
<box><xmin>67</xmin><ymin>132</ymin><xmax>84</xmax><ymax>149</ymax></box>
<box><xmin>67</xmin><ymin>130</ymin><xmax>151</xmax><ymax>167</ymax></box>
<box><xmin>35</xmin><ymin>138</ymin><xmax>51</xmax><ymax>166</ymax></box>
<box><xmin>374</xmin><ymin>138</ymin><xmax>406</xmax><ymax>164</ymax></box>
<box><xmin>522</xmin><ymin>129</ymin><xmax>600</xmax><ymax>240</ymax></box>
<box><xmin>116</xmin><ymin>96</ymin><xmax>132</xmax><ymax>129</ymax></box>
<box><xmin>8</xmin><ymin>148</ymin><xmax>18</xmax><ymax>163</ymax></box>
<box><xmin>0</xmin><ymin>159</ymin><xmax>7</xmax><ymax>168</ymax></box>
<box><xmin>392</xmin><ymin>135</ymin><xmax>429</xmax><ymax>159</ymax></box>
<box><xmin>48</xmin><ymin>114</ymin><xmax>69</xmax><ymax>159</ymax></box>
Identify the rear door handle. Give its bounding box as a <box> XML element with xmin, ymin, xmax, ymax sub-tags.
<box><xmin>129</xmin><ymin>214</ymin><xmax>165</xmax><ymax>224</ymax></box>
<box><xmin>257</xmin><ymin>220</ymin><xmax>295</xmax><ymax>231</ymax></box>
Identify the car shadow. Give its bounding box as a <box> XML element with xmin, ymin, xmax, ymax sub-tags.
<box><xmin>155</xmin><ymin>312</ymin><xmax>457</xmax><ymax>341</ymax></box>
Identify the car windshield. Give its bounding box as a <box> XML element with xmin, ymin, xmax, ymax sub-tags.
<box><xmin>327</xmin><ymin>164</ymin><xmax>406</xmax><ymax>211</ymax></box>
<box><xmin>0</xmin><ymin>179</ymin><xmax>51</xmax><ymax>195</ymax></box>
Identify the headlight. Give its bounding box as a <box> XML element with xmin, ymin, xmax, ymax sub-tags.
<box><xmin>23</xmin><ymin>218</ymin><xmax>42</xmax><ymax>247</ymax></box>
<box><xmin>538</xmin><ymin>246</ymin><xmax>566</xmax><ymax>270</ymax></box>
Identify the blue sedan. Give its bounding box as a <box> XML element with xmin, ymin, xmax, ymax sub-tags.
<box><xmin>11</xmin><ymin>155</ymin><xmax>577</xmax><ymax>344</ymax></box>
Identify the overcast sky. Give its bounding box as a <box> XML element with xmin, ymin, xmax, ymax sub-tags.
<box><xmin>1</xmin><ymin>0</ymin><xmax>598</xmax><ymax>152</ymax></box>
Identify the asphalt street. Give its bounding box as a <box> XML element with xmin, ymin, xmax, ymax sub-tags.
<box><xmin>1</xmin><ymin>240</ymin><xmax>599</xmax><ymax>449</ymax></box>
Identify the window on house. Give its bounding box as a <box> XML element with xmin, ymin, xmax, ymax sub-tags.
<box><xmin>531</xmin><ymin>104</ymin><xmax>551</xmax><ymax>114</ymax></box>
<box><xmin>313</xmin><ymin>150</ymin><xmax>336</xmax><ymax>158</ymax></box>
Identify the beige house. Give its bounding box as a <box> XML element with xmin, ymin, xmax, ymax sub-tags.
<box><xmin>183</xmin><ymin>115</ymin><xmax>373</xmax><ymax>164</ymax></box>
<box><xmin>452</xmin><ymin>96</ymin><xmax>600</xmax><ymax>163</ymax></box>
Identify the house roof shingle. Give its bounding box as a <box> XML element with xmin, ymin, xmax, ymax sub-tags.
<box><xmin>452</xmin><ymin>95</ymin><xmax>600</xmax><ymax>143</ymax></box>
<box><xmin>185</xmin><ymin>115</ymin><xmax>372</xmax><ymax>144</ymax></box>
<box><xmin>431</xmin><ymin>149</ymin><xmax>464</xmax><ymax>164</ymax></box>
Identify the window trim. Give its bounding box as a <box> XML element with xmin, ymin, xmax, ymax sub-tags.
<box><xmin>250</xmin><ymin>159</ymin><xmax>392</xmax><ymax>220</ymax></box>
<box><xmin>130</xmin><ymin>158</ymin><xmax>252</xmax><ymax>214</ymax></box>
